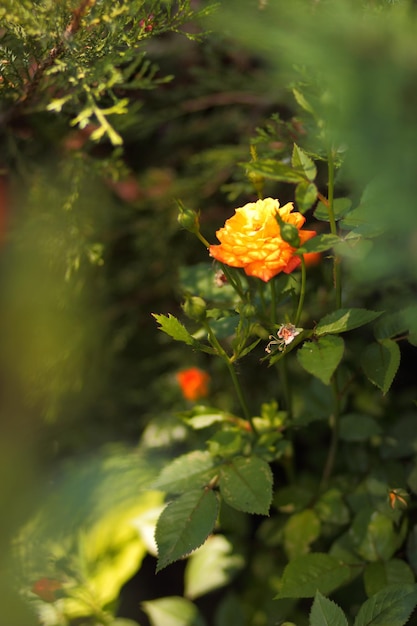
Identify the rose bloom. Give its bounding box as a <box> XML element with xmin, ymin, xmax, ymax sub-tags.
<box><xmin>32</xmin><ymin>578</ymin><xmax>62</xmax><ymax>603</ymax></box>
<box><xmin>176</xmin><ymin>367</ymin><xmax>210</xmax><ymax>401</ymax></box>
<box><xmin>303</xmin><ymin>251</ymin><xmax>321</xmax><ymax>267</ymax></box>
<box><xmin>209</xmin><ymin>197</ymin><xmax>316</xmax><ymax>282</ymax></box>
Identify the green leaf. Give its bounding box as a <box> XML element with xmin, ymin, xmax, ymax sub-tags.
<box><xmin>297</xmin><ymin>336</ymin><xmax>344</xmax><ymax>385</ymax></box>
<box><xmin>315</xmin><ymin>308</ymin><xmax>382</xmax><ymax>336</ymax></box>
<box><xmin>219</xmin><ymin>456</ymin><xmax>273</xmax><ymax>515</ymax></box>
<box><xmin>374</xmin><ymin>306</ymin><xmax>417</xmax><ymax>341</ymax></box>
<box><xmin>293</xmin><ymin>88</ymin><xmax>316</xmax><ymax>115</ymax></box>
<box><xmin>314</xmin><ymin>198</ymin><xmax>352</xmax><ymax>222</ymax></box>
<box><xmin>351</xmin><ymin>509</ymin><xmax>398</xmax><ymax>562</ymax></box>
<box><xmin>364</xmin><ymin>560</ymin><xmax>415</xmax><ymax>598</ymax></box>
<box><xmin>277</xmin><ymin>553</ymin><xmax>351</xmax><ymax>598</ymax></box>
<box><xmin>292</xmin><ymin>144</ymin><xmax>317</xmax><ymax>181</ymax></box>
<box><xmin>310</xmin><ymin>591</ymin><xmax>348</xmax><ymax>626</ymax></box>
<box><xmin>155</xmin><ymin>489</ymin><xmax>219</xmax><ymax>572</ymax></box>
<box><xmin>361</xmin><ymin>339</ymin><xmax>401</xmax><ymax>394</ymax></box>
<box><xmin>184</xmin><ymin>535</ymin><xmax>244</xmax><ymax>600</ymax></box>
<box><xmin>296</xmin><ymin>180</ymin><xmax>318</xmax><ymax>213</ymax></box>
<box><xmin>314</xmin><ymin>489</ymin><xmax>350</xmax><ymax>525</ymax></box>
<box><xmin>283</xmin><ymin>509</ymin><xmax>321</xmax><ymax>559</ymax></box>
<box><xmin>353</xmin><ymin>584</ymin><xmax>417</xmax><ymax>626</ymax></box>
<box><xmin>142</xmin><ymin>596</ymin><xmax>206</xmax><ymax>626</ymax></box>
<box><xmin>152</xmin><ymin>451</ymin><xmax>217</xmax><ymax>495</ymax></box>
<box><xmin>152</xmin><ymin>313</ymin><xmax>197</xmax><ymax>347</ymax></box>
<box><xmin>339</xmin><ymin>414</ymin><xmax>382</xmax><ymax>442</ymax></box>
<box><xmin>245</xmin><ymin>159</ymin><xmax>305</xmax><ymax>183</ymax></box>
<box><xmin>297</xmin><ymin>233</ymin><xmax>342</xmax><ymax>254</ymax></box>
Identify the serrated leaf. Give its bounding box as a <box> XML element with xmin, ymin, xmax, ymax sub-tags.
<box><xmin>364</xmin><ymin>560</ymin><xmax>415</xmax><ymax>598</ymax></box>
<box><xmin>155</xmin><ymin>489</ymin><xmax>219</xmax><ymax>572</ymax></box>
<box><xmin>152</xmin><ymin>313</ymin><xmax>197</xmax><ymax>346</ymax></box>
<box><xmin>277</xmin><ymin>553</ymin><xmax>351</xmax><ymax>598</ymax></box>
<box><xmin>314</xmin><ymin>198</ymin><xmax>352</xmax><ymax>222</ymax></box>
<box><xmin>361</xmin><ymin>339</ymin><xmax>401</xmax><ymax>394</ymax></box>
<box><xmin>292</xmin><ymin>144</ymin><xmax>317</xmax><ymax>181</ymax></box>
<box><xmin>297</xmin><ymin>233</ymin><xmax>342</xmax><ymax>254</ymax></box>
<box><xmin>245</xmin><ymin>159</ymin><xmax>305</xmax><ymax>183</ymax></box>
<box><xmin>296</xmin><ymin>180</ymin><xmax>318</xmax><ymax>213</ymax></box>
<box><xmin>152</xmin><ymin>451</ymin><xmax>217</xmax><ymax>495</ymax></box>
<box><xmin>315</xmin><ymin>308</ymin><xmax>382</xmax><ymax>336</ymax></box>
<box><xmin>297</xmin><ymin>336</ymin><xmax>344</xmax><ymax>385</ymax></box>
<box><xmin>310</xmin><ymin>591</ymin><xmax>348</xmax><ymax>626</ymax></box>
<box><xmin>283</xmin><ymin>509</ymin><xmax>321</xmax><ymax>559</ymax></box>
<box><xmin>219</xmin><ymin>456</ymin><xmax>272</xmax><ymax>515</ymax></box>
<box><xmin>184</xmin><ymin>534</ymin><xmax>244</xmax><ymax>600</ymax></box>
<box><xmin>353</xmin><ymin>584</ymin><xmax>417</xmax><ymax>626</ymax></box>
<box><xmin>142</xmin><ymin>596</ymin><xmax>205</xmax><ymax>626</ymax></box>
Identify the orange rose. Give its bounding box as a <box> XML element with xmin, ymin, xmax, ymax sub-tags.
<box><xmin>209</xmin><ymin>198</ymin><xmax>315</xmax><ymax>282</ymax></box>
<box><xmin>303</xmin><ymin>251</ymin><xmax>321</xmax><ymax>267</ymax></box>
<box><xmin>32</xmin><ymin>578</ymin><xmax>62</xmax><ymax>603</ymax></box>
<box><xmin>176</xmin><ymin>368</ymin><xmax>210</xmax><ymax>401</ymax></box>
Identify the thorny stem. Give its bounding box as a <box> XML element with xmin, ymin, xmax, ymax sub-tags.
<box><xmin>203</xmin><ymin>321</ymin><xmax>258</xmax><ymax>435</ymax></box>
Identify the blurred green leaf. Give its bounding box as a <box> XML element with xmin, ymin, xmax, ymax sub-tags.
<box><xmin>142</xmin><ymin>596</ymin><xmax>206</xmax><ymax>626</ymax></box>
<box><xmin>283</xmin><ymin>509</ymin><xmax>321</xmax><ymax>559</ymax></box>
<box><xmin>351</xmin><ymin>509</ymin><xmax>399</xmax><ymax>562</ymax></box>
<box><xmin>297</xmin><ymin>233</ymin><xmax>342</xmax><ymax>254</ymax></box>
<box><xmin>339</xmin><ymin>414</ymin><xmax>382</xmax><ymax>442</ymax></box>
<box><xmin>276</xmin><ymin>553</ymin><xmax>351</xmax><ymax>599</ymax></box>
<box><xmin>361</xmin><ymin>339</ymin><xmax>401</xmax><ymax>394</ymax></box>
<box><xmin>314</xmin><ymin>489</ymin><xmax>350</xmax><ymax>526</ymax></box>
<box><xmin>364</xmin><ymin>560</ymin><xmax>415</xmax><ymax>598</ymax></box>
<box><xmin>245</xmin><ymin>159</ymin><xmax>305</xmax><ymax>183</ymax></box>
<box><xmin>296</xmin><ymin>180</ymin><xmax>318</xmax><ymax>213</ymax></box>
<box><xmin>315</xmin><ymin>308</ymin><xmax>382</xmax><ymax>336</ymax></box>
<box><xmin>314</xmin><ymin>198</ymin><xmax>352</xmax><ymax>222</ymax></box>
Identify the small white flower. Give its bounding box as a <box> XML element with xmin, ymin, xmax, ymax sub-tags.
<box><xmin>265</xmin><ymin>323</ymin><xmax>302</xmax><ymax>353</ymax></box>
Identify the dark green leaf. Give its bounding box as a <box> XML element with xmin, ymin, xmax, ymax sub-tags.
<box><xmin>297</xmin><ymin>336</ymin><xmax>344</xmax><ymax>385</ymax></box>
<box><xmin>364</xmin><ymin>560</ymin><xmax>415</xmax><ymax>598</ymax></box>
<box><xmin>297</xmin><ymin>233</ymin><xmax>342</xmax><ymax>254</ymax></box>
<box><xmin>314</xmin><ymin>489</ymin><xmax>350</xmax><ymax>525</ymax></box>
<box><xmin>219</xmin><ymin>456</ymin><xmax>273</xmax><ymax>515</ymax></box>
<box><xmin>155</xmin><ymin>489</ymin><xmax>219</xmax><ymax>572</ymax></box>
<box><xmin>314</xmin><ymin>198</ymin><xmax>352</xmax><ymax>222</ymax></box>
<box><xmin>351</xmin><ymin>509</ymin><xmax>398</xmax><ymax>562</ymax></box>
<box><xmin>315</xmin><ymin>308</ymin><xmax>382</xmax><ymax>336</ymax></box>
<box><xmin>152</xmin><ymin>451</ymin><xmax>218</xmax><ymax>495</ymax></box>
<box><xmin>361</xmin><ymin>339</ymin><xmax>401</xmax><ymax>394</ymax></box>
<box><xmin>353</xmin><ymin>584</ymin><xmax>417</xmax><ymax>626</ymax></box>
<box><xmin>276</xmin><ymin>553</ymin><xmax>351</xmax><ymax>598</ymax></box>
<box><xmin>339</xmin><ymin>414</ymin><xmax>382</xmax><ymax>442</ymax></box>
<box><xmin>310</xmin><ymin>591</ymin><xmax>348</xmax><ymax>626</ymax></box>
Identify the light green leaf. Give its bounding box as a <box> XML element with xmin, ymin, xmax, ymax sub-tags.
<box><xmin>353</xmin><ymin>584</ymin><xmax>417</xmax><ymax>626</ymax></box>
<box><xmin>314</xmin><ymin>198</ymin><xmax>352</xmax><ymax>222</ymax></box>
<box><xmin>315</xmin><ymin>308</ymin><xmax>382</xmax><ymax>336</ymax></box>
<box><xmin>152</xmin><ymin>451</ymin><xmax>217</xmax><ymax>494</ymax></box>
<box><xmin>155</xmin><ymin>489</ymin><xmax>219</xmax><ymax>572</ymax></box>
<box><xmin>293</xmin><ymin>88</ymin><xmax>316</xmax><ymax>115</ymax></box>
<box><xmin>296</xmin><ymin>180</ymin><xmax>318</xmax><ymax>213</ymax></box>
<box><xmin>184</xmin><ymin>535</ymin><xmax>244</xmax><ymax>600</ymax></box>
<box><xmin>277</xmin><ymin>553</ymin><xmax>351</xmax><ymax>598</ymax></box>
<box><xmin>219</xmin><ymin>456</ymin><xmax>273</xmax><ymax>515</ymax></box>
<box><xmin>364</xmin><ymin>560</ymin><xmax>415</xmax><ymax>598</ymax></box>
<box><xmin>297</xmin><ymin>233</ymin><xmax>342</xmax><ymax>254</ymax></box>
<box><xmin>297</xmin><ymin>336</ymin><xmax>344</xmax><ymax>385</ymax></box>
<box><xmin>245</xmin><ymin>159</ymin><xmax>305</xmax><ymax>183</ymax></box>
<box><xmin>283</xmin><ymin>509</ymin><xmax>321</xmax><ymax>559</ymax></box>
<box><xmin>292</xmin><ymin>144</ymin><xmax>317</xmax><ymax>181</ymax></box>
<box><xmin>361</xmin><ymin>339</ymin><xmax>401</xmax><ymax>394</ymax></box>
<box><xmin>142</xmin><ymin>596</ymin><xmax>205</xmax><ymax>626</ymax></box>
<box><xmin>310</xmin><ymin>591</ymin><xmax>348</xmax><ymax>626</ymax></box>
<box><xmin>152</xmin><ymin>313</ymin><xmax>197</xmax><ymax>347</ymax></box>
